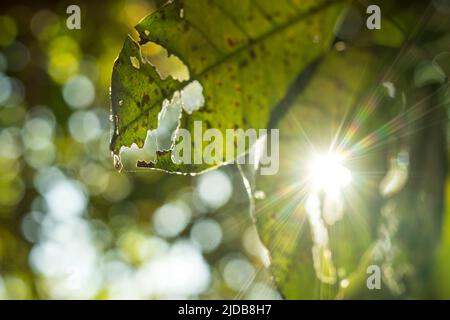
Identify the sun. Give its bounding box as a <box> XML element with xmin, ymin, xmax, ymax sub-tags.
<box><xmin>308</xmin><ymin>151</ymin><xmax>352</xmax><ymax>197</ymax></box>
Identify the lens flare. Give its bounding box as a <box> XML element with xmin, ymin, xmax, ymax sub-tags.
<box><xmin>308</xmin><ymin>152</ymin><xmax>352</xmax><ymax>196</ymax></box>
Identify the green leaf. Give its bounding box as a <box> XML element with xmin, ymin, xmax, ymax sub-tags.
<box><xmin>245</xmin><ymin>3</ymin><xmax>448</xmax><ymax>297</ymax></box>
<box><xmin>110</xmin><ymin>0</ymin><xmax>343</xmax><ymax>174</ymax></box>
<box><xmin>248</xmin><ymin>47</ymin><xmax>396</xmax><ymax>299</ymax></box>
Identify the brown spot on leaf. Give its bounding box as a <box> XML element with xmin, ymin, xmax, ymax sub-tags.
<box><xmin>156</xmin><ymin>150</ymin><xmax>170</xmax><ymax>157</ymax></box>
<box><xmin>137</xmin><ymin>160</ymin><xmax>155</xmax><ymax>168</ymax></box>
<box><xmin>227</xmin><ymin>38</ymin><xmax>235</xmax><ymax>47</ymax></box>
<box><xmin>239</xmin><ymin>59</ymin><xmax>248</xmax><ymax>68</ymax></box>
<box><xmin>142</xmin><ymin>94</ymin><xmax>150</xmax><ymax>105</ymax></box>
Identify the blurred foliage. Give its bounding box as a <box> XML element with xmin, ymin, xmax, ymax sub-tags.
<box><xmin>248</xmin><ymin>0</ymin><xmax>450</xmax><ymax>299</ymax></box>
<box><xmin>0</xmin><ymin>0</ymin><xmax>450</xmax><ymax>300</ymax></box>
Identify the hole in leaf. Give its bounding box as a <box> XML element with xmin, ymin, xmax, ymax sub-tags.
<box><xmin>140</xmin><ymin>41</ymin><xmax>190</xmax><ymax>81</ymax></box>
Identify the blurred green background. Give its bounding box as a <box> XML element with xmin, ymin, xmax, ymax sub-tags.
<box><xmin>0</xmin><ymin>0</ymin><xmax>280</xmax><ymax>299</ymax></box>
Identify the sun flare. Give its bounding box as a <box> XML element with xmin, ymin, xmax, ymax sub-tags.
<box><xmin>308</xmin><ymin>152</ymin><xmax>352</xmax><ymax>196</ymax></box>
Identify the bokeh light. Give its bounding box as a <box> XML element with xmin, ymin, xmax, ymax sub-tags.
<box><xmin>197</xmin><ymin>170</ymin><xmax>232</xmax><ymax>209</ymax></box>
<box><xmin>190</xmin><ymin>218</ymin><xmax>222</xmax><ymax>253</ymax></box>
<box><xmin>68</xmin><ymin>110</ymin><xmax>102</xmax><ymax>143</ymax></box>
<box><xmin>63</xmin><ymin>75</ymin><xmax>95</xmax><ymax>109</ymax></box>
<box><xmin>0</xmin><ymin>74</ymin><xmax>13</xmax><ymax>104</ymax></box>
<box><xmin>0</xmin><ymin>15</ymin><xmax>18</xmax><ymax>47</ymax></box>
<box><xmin>153</xmin><ymin>201</ymin><xmax>191</xmax><ymax>238</ymax></box>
